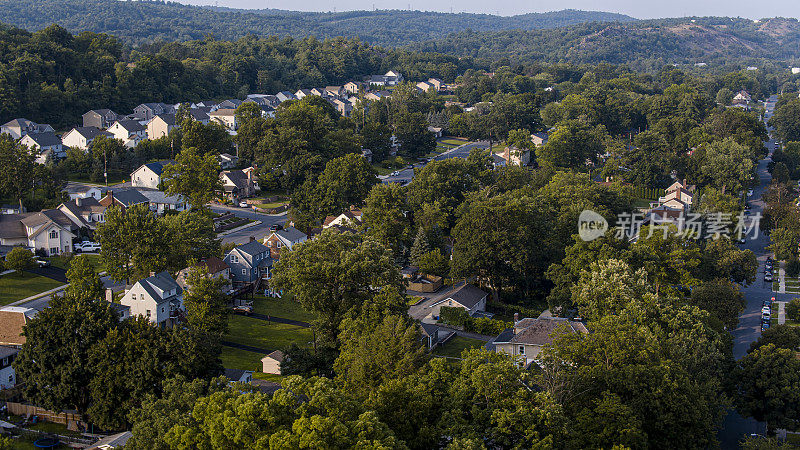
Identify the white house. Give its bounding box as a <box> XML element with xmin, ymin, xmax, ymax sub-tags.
<box><xmin>322</xmin><ymin>210</ymin><xmax>363</xmax><ymax>229</ymax></box>
<box><xmin>261</xmin><ymin>350</ymin><xmax>284</xmax><ymax>375</ymax></box>
<box><xmin>61</xmin><ymin>127</ymin><xmax>111</xmax><ymax>151</ymax></box>
<box><xmin>108</xmin><ymin>120</ymin><xmax>147</xmax><ymax>148</ymax></box>
<box><xmin>423</xmin><ymin>283</ymin><xmax>488</xmax><ymax>323</ymax></box>
<box><xmin>131</xmin><ymin>160</ymin><xmax>174</xmax><ymax>189</ymax></box>
<box><xmin>120</xmin><ymin>271</ymin><xmax>184</xmax><ymax>328</ymax></box>
<box><xmin>20</xmin><ymin>132</ymin><xmax>64</xmax><ymax>162</ymax></box>
<box><xmin>489</xmin><ymin>317</ymin><xmax>588</xmax><ymax>367</ymax></box>
<box><xmin>0</xmin><ymin>118</ymin><xmax>53</xmax><ymax>139</ymax></box>
<box><xmin>0</xmin><ymin>346</ymin><xmax>19</xmax><ymax>390</ymax></box>
<box><xmin>263</xmin><ymin>226</ymin><xmax>308</xmax><ymax>259</ymax></box>
<box><xmin>209</xmin><ymin>109</ymin><xmax>238</xmax><ymax>131</ymax></box>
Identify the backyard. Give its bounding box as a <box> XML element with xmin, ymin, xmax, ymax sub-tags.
<box><xmin>0</xmin><ymin>272</ymin><xmax>64</xmax><ymax>305</ymax></box>
<box><xmin>432</xmin><ymin>336</ymin><xmax>485</xmax><ymax>358</ymax></box>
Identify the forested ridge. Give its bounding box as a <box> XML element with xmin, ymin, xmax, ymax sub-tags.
<box><xmin>0</xmin><ymin>0</ymin><xmax>633</xmax><ymax>46</ymax></box>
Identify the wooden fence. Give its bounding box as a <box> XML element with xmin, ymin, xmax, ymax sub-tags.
<box><xmin>6</xmin><ymin>402</ymin><xmax>82</xmax><ymax>431</ymax></box>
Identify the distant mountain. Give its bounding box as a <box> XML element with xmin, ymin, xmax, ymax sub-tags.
<box><xmin>0</xmin><ymin>0</ymin><xmax>635</xmax><ymax>46</ymax></box>
<box><xmin>411</xmin><ymin>17</ymin><xmax>800</xmax><ymax>69</ymax></box>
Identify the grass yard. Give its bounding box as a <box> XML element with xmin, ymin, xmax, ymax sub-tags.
<box><xmin>253</xmin><ymin>372</ymin><xmax>285</xmax><ymax>382</ymax></box>
<box><xmin>220</xmin><ymin>346</ymin><xmax>265</xmax><ymax>372</ymax></box>
<box><xmin>408</xmin><ymin>296</ymin><xmax>424</xmax><ymax>306</ymax></box>
<box><xmin>255</xmin><ymin>201</ymin><xmax>288</xmax><ymax>209</ymax></box>
<box><xmin>0</xmin><ymin>273</ymin><xmax>64</xmax><ymax>305</ymax></box>
<box><xmin>440</xmin><ymin>138</ymin><xmax>468</xmax><ymax>146</ymax></box>
<box><xmin>432</xmin><ymin>336</ymin><xmax>485</xmax><ymax>358</ymax></box>
<box><xmin>47</xmin><ymin>253</ymin><xmax>105</xmax><ymax>273</ymax></box>
<box><xmin>251</xmin><ymin>294</ymin><xmax>315</xmax><ymax>322</ymax></box>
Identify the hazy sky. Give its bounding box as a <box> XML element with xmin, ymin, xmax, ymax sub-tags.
<box><xmin>175</xmin><ymin>0</ymin><xmax>800</xmax><ymax>19</ymax></box>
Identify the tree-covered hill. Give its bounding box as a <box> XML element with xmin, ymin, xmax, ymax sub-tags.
<box><xmin>0</xmin><ymin>0</ymin><xmax>635</xmax><ymax>46</ymax></box>
<box><xmin>411</xmin><ymin>17</ymin><xmax>800</xmax><ymax>70</ymax></box>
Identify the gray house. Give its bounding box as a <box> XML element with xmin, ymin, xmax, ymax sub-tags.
<box><xmin>133</xmin><ymin>103</ymin><xmax>174</xmax><ymax>121</ymax></box>
<box><xmin>223</xmin><ymin>240</ymin><xmax>273</xmax><ymax>285</ymax></box>
<box><xmin>82</xmin><ymin>109</ymin><xmax>120</xmax><ymax>129</ymax></box>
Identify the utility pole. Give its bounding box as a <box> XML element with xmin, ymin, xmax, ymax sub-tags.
<box><xmin>104</xmin><ymin>147</ymin><xmax>108</xmax><ymax>187</ymax></box>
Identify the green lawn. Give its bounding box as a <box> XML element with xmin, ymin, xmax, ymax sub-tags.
<box><xmin>253</xmin><ymin>372</ymin><xmax>285</xmax><ymax>382</ymax></box>
<box><xmin>255</xmin><ymin>201</ymin><xmax>288</xmax><ymax>209</ymax></box>
<box><xmin>47</xmin><ymin>253</ymin><xmax>105</xmax><ymax>273</ymax></box>
<box><xmin>220</xmin><ymin>346</ymin><xmax>264</xmax><ymax>372</ymax></box>
<box><xmin>0</xmin><ymin>273</ymin><xmax>65</xmax><ymax>305</ymax></box>
<box><xmin>408</xmin><ymin>296</ymin><xmax>424</xmax><ymax>306</ymax></box>
<box><xmin>251</xmin><ymin>294</ymin><xmax>315</xmax><ymax>322</ymax></box>
<box><xmin>440</xmin><ymin>138</ymin><xmax>468</xmax><ymax>146</ymax></box>
<box><xmin>432</xmin><ymin>336</ymin><xmax>485</xmax><ymax>358</ymax></box>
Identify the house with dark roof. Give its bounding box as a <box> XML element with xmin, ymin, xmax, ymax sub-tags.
<box><xmin>263</xmin><ymin>226</ymin><xmax>307</xmax><ymax>258</ymax></box>
<box><xmin>275</xmin><ymin>91</ymin><xmax>295</xmax><ymax>103</ymax></box>
<box><xmin>220</xmin><ymin>167</ymin><xmax>258</xmax><ymax>200</ymax></box>
<box><xmin>218</xmin><ymin>152</ymin><xmax>239</xmax><ymax>169</ymax></box>
<box><xmin>223</xmin><ymin>368</ymin><xmax>253</xmax><ymax>384</ymax></box>
<box><xmin>261</xmin><ymin>350</ymin><xmax>285</xmax><ymax>375</ymax></box>
<box><xmin>61</xmin><ymin>126</ymin><xmax>112</xmax><ymax>151</ymax></box>
<box><xmin>419</xmin><ymin>323</ymin><xmax>454</xmax><ymax>349</ymax></box>
<box><xmin>82</xmin><ymin>109</ymin><xmax>120</xmax><ymax>129</ymax></box>
<box><xmin>488</xmin><ymin>316</ymin><xmax>588</xmax><ymax>367</ymax></box>
<box><xmin>137</xmin><ymin>189</ymin><xmax>187</xmax><ymax>215</ymax></box>
<box><xmin>108</xmin><ymin>120</ymin><xmax>147</xmax><ymax>148</ymax></box>
<box><xmin>209</xmin><ymin>108</ymin><xmax>238</xmax><ymax>131</ymax></box>
<box><xmin>58</xmin><ymin>197</ymin><xmax>107</xmax><ymax>230</ymax></box>
<box><xmin>294</xmin><ymin>89</ymin><xmax>314</xmax><ymax>99</ymax></box>
<box><xmin>216</xmin><ymin>99</ymin><xmax>243</xmax><ymax>110</ymax></box>
<box><xmin>87</xmin><ymin>431</ymin><xmax>132</xmax><ymax>449</ymax></box>
<box><xmin>421</xmin><ymin>283</ymin><xmax>488</xmax><ymax>323</ymax></box>
<box><xmin>189</xmin><ymin>109</ymin><xmax>210</xmax><ymax>124</ymax></box>
<box><xmin>21</xmin><ymin>131</ymin><xmax>64</xmax><ymax>163</ymax></box>
<box><xmin>0</xmin><ymin>118</ymin><xmax>54</xmax><ymax>139</ymax></box>
<box><xmin>323</xmin><ymin>210</ymin><xmax>363</xmax><ymax>229</ymax></box>
<box><xmin>224</xmin><ymin>240</ymin><xmax>272</xmax><ymax>286</ymax></box>
<box><xmin>0</xmin><ymin>209</ymin><xmax>78</xmax><ymax>256</ymax></box>
<box><xmin>146</xmin><ymin>114</ymin><xmax>178</xmax><ymax>140</ymax></box>
<box><xmin>120</xmin><ymin>271</ymin><xmax>184</xmax><ymax>328</ymax></box>
<box><xmin>133</xmin><ymin>103</ymin><xmax>174</xmax><ymax>121</ymax></box>
<box><xmin>131</xmin><ymin>160</ymin><xmax>175</xmax><ymax>189</ymax></box>
<box><xmin>63</xmin><ymin>182</ymin><xmax>106</xmax><ymax>201</ymax></box>
<box><xmin>99</xmin><ymin>189</ymin><xmax>150</xmax><ymax>210</ymax></box>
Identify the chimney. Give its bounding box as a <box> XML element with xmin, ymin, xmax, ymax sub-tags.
<box><xmin>105</xmin><ymin>288</ymin><xmax>114</xmax><ymax>303</ymax></box>
<box><xmin>249</xmin><ymin>236</ymin><xmax>256</xmax><ymax>242</ymax></box>
<box><xmin>76</xmin><ymin>197</ymin><xmax>83</xmax><ymax>207</ymax></box>
<box><xmin>513</xmin><ymin>312</ymin><xmax>519</xmax><ymax>323</ymax></box>
<box><xmin>149</xmin><ymin>271</ymin><xmax>156</xmax><ymax>277</ymax></box>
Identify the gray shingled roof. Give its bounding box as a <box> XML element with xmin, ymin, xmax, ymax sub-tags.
<box><xmin>107</xmin><ymin>188</ymin><xmax>149</xmax><ymax>207</ymax></box>
<box><xmin>236</xmin><ymin>240</ymin><xmax>269</xmax><ymax>258</ymax></box>
<box><xmin>276</xmin><ymin>226</ymin><xmax>307</xmax><ymax>242</ymax></box>
<box><xmin>136</xmin><ymin>271</ymin><xmax>182</xmax><ymax>303</ymax></box>
<box><xmin>25</xmin><ymin>131</ymin><xmax>62</xmax><ymax>147</ymax></box>
<box><xmin>115</xmin><ymin>120</ymin><xmax>145</xmax><ymax>133</ymax></box>
<box><xmin>431</xmin><ymin>283</ymin><xmax>487</xmax><ymax>310</ymax></box>
<box><xmin>71</xmin><ymin>126</ymin><xmax>109</xmax><ymax>140</ymax></box>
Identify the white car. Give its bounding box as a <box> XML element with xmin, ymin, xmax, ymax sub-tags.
<box><xmin>239</xmin><ymin>201</ymin><xmax>249</xmax><ymax>208</ymax></box>
<box><xmin>75</xmin><ymin>241</ymin><xmax>101</xmax><ymax>253</ymax></box>
<box><xmin>747</xmin><ymin>189</ymin><xmax>754</xmax><ymax>197</ymax></box>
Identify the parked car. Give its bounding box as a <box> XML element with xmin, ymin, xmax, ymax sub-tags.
<box><xmin>33</xmin><ymin>258</ymin><xmax>50</xmax><ymax>268</ymax></box>
<box><xmin>765</xmin><ymin>273</ymin><xmax>773</xmax><ymax>282</ymax></box>
<box><xmin>239</xmin><ymin>201</ymin><xmax>249</xmax><ymax>208</ymax></box>
<box><xmin>762</xmin><ymin>322</ymin><xmax>770</xmax><ymax>331</ymax></box>
<box><xmin>269</xmin><ymin>224</ymin><xmax>283</xmax><ymax>232</ymax></box>
<box><xmin>233</xmin><ymin>304</ymin><xmax>253</xmax><ymax>315</ymax></box>
<box><xmin>74</xmin><ymin>241</ymin><xmax>101</xmax><ymax>253</ymax></box>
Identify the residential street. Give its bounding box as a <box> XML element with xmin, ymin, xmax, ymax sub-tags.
<box><xmin>718</xmin><ymin>139</ymin><xmax>790</xmax><ymax>446</ymax></box>
<box><xmin>380</xmin><ymin>140</ymin><xmax>491</xmax><ymax>185</ymax></box>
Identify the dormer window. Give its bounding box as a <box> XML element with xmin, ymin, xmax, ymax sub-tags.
<box><xmin>49</xmin><ymin>230</ymin><xmax>58</xmax><ymax>239</ymax></box>
<box><xmin>230</xmin><ymin>255</ymin><xmax>238</xmax><ymax>264</ymax></box>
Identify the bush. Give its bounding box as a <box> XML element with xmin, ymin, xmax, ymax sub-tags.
<box><xmin>466</xmin><ymin>317</ymin><xmax>513</xmax><ymax>335</ymax></box>
<box><xmin>34</xmin><ymin>248</ymin><xmax>47</xmax><ymax>258</ymax></box>
<box><xmin>5</xmin><ymin>247</ymin><xmax>34</xmax><ymax>273</ymax></box>
<box><xmin>418</xmin><ymin>249</ymin><xmax>449</xmax><ymax>277</ymax></box>
<box><xmin>439</xmin><ymin>306</ymin><xmax>470</xmax><ymax>328</ymax></box>
<box><xmin>787</xmin><ymin>259</ymin><xmax>800</xmax><ymax>278</ymax></box>
<box><xmin>787</xmin><ymin>298</ymin><xmax>800</xmax><ymax>322</ymax></box>
<box><xmin>59</xmin><ymin>252</ymin><xmax>74</xmax><ymax>268</ymax></box>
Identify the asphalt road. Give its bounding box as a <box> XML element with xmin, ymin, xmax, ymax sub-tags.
<box><xmin>210</xmin><ymin>204</ymin><xmax>288</xmax><ymax>245</ymax></box>
<box><xmin>718</xmin><ymin>139</ymin><xmax>784</xmax><ymax>447</ymax></box>
<box><xmin>380</xmin><ymin>140</ymin><xmax>491</xmax><ymax>185</ymax></box>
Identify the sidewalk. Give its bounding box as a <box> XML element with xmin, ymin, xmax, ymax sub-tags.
<box><xmin>8</xmin><ymin>284</ymin><xmax>68</xmax><ymax>307</ymax></box>
<box><xmin>778</xmin><ymin>301</ymin><xmax>787</xmax><ymax>325</ymax></box>
<box><xmin>217</xmin><ymin>220</ymin><xmax>262</xmax><ymax>237</ymax></box>
<box><xmin>779</xmin><ymin>261</ymin><xmax>786</xmax><ymax>293</ymax></box>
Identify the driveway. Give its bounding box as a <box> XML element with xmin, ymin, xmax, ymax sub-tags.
<box><xmin>210</xmin><ymin>204</ymin><xmax>288</xmax><ymax>245</ymax></box>
<box><xmin>26</xmin><ymin>265</ymin><xmax>67</xmax><ymax>283</ymax></box>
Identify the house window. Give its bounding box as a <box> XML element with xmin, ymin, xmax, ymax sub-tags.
<box><xmin>49</xmin><ymin>230</ymin><xmax>58</xmax><ymax>239</ymax></box>
<box><xmin>161</xmin><ymin>307</ymin><xmax>164</xmax><ymax>313</ymax></box>
<box><xmin>242</xmin><ymin>269</ymin><xmax>247</xmax><ymax>275</ymax></box>
<box><xmin>7</xmin><ymin>375</ymin><xmax>12</xmax><ymax>383</ymax></box>
<box><xmin>2</xmin><ymin>357</ymin><xmax>7</xmax><ymax>366</ymax></box>
<box><xmin>50</xmin><ymin>247</ymin><xmax>59</xmax><ymax>255</ymax></box>
<box><xmin>267</xmin><ymin>241</ymin><xmax>272</xmax><ymax>247</ymax></box>
<box><xmin>230</xmin><ymin>255</ymin><xmax>239</xmax><ymax>264</ymax></box>
<box><xmin>146</xmin><ymin>310</ymin><xmax>151</xmax><ymax>318</ymax></box>
<box><xmin>131</xmin><ymin>294</ymin><xmax>136</xmax><ymax>300</ymax></box>
<box><xmin>519</xmin><ymin>346</ymin><xmax>525</xmax><ymax>355</ymax></box>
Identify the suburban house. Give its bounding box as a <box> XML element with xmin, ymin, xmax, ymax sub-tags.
<box><xmin>223</xmin><ymin>369</ymin><xmax>253</xmax><ymax>383</ymax></box>
<box><xmin>82</xmin><ymin>109</ymin><xmax>120</xmax><ymax>129</ymax></box>
<box><xmin>416</xmin><ymin>81</ymin><xmax>434</xmax><ymax>92</ymax></box>
<box><xmin>58</xmin><ymin>197</ymin><xmax>107</xmax><ymax>230</ymax></box>
<box><xmin>322</xmin><ymin>209</ymin><xmax>363</xmax><ymax>229</ymax></box>
<box><xmin>427</xmin><ymin>78</ymin><xmax>443</xmax><ymax>91</ymax></box>
<box><xmin>310</xmin><ymin>87</ymin><xmax>325</xmax><ymax>97</ymax></box>
<box><xmin>131</xmin><ymin>160</ymin><xmax>174</xmax><ymax>189</ymax></box>
<box><xmin>263</xmin><ymin>226</ymin><xmax>308</xmax><ymax>258</ymax></box>
<box><xmin>329</xmin><ymin>98</ymin><xmax>353</xmax><ymax>117</ymax></box>
<box><xmin>0</xmin><ymin>209</ymin><xmax>77</xmax><ymax>256</ymax></box>
<box><xmin>63</xmin><ymin>183</ymin><xmax>105</xmax><ymax>200</ymax></box>
<box><xmin>21</xmin><ymin>132</ymin><xmax>65</xmax><ymax>162</ymax></box>
<box><xmin>0</xmin><ymin>306</ymin><xmax>36</xmax><ymax>347</ymax></box>
<box><xmin>733</xmin><ymin>90</ymin><xmax>752</xmax><ymax>105</ymax></box>
<box><xmin>276</xmin><ymin>91</ymin><xmax>295</xmax><ymax>103</ymax></box>
<box><xmin>419</xmin><ymin>323</ymin><xmax>454</xmax><ymax>349</ymax></box>
<box><xmin>216</xmin><ymin>99</ymin><xmax>243</xmax><ymax>110</ymax></box>
<box><xmin>261</xmin><ymin>350</ymin><xmax>285</xmax><ymax>375</ymax></box>
<box><xmin>133</xmin><ymin>103</ymin><xmax>174</xmax><ymax>121</ymax></box>
<box><xmin>384</xmin><ymin>70</ymin><xmax>403</xmax><ymax>85</ymax></box>
<box><xmin>650</xmin><ymin>180</ymin><xmax>694</xmax><ymax>215</ymax></box>
<box><xmin>294</xmin><ymin>89</ymin><xmax>314</xmax><ymax>99</ymax></box>
<box><xmin>220</xmin><ymin>168</ymin><xmax>259</xmax><ymax>200</ymax></box>
<box><xmin>108</xmin><ymin>120</ymin><xmax>147</xmax><ymax>148</ymax></box>
<box><xmin>120</xmin><ymin>271</ymin><xmax>184</xmax><ymax>328</ymax></box>
<box><xmin>324</xmin><ymin>86</ymin><xmax>345</xmax><ymax>98</ymax></box>
<box><xmin>0</xmin><ymin>346</ymin><xmax>19</xmax><ymax>390</ymax></box>
<box><xmin>361</xmin><ymin>148</ymin><xmax>373</xmax><ymax>163</ymax></box>
<box><xmin>146</xmin><ymin>114</ymin><xmax>178</xmax><ymax>140</ymax></box>
<box><xmin>189</xmin><ymin>109</ymin><xmax>211</xmax><ymax>124</ymax></box>
<box><xmin>427</xmin><ymin>126</ymin><xmax>443</xmax><ymax>138</ymax></box>
<box><xmin>99</xmin><ymin>189</ymin><xmax>150</xmax><ymax>210</ymax></box>
<box><xmin>223</xmin><ymin>240</ymin><xmax>272</xmax><ymax>286</ymax></box>
<box><xmin>218</xmin><ymin>153</ymin><xmax>239</xmax><ymax>169</ymax></box>
<box><xmin>501</xmin><ymin>146</ymin><xmax>532</xmax><ymax>166</ymax></box>
<box><xmin>531</xmin><ymin>132</ymin><xmax>549</xmax><ymax>147</ymax></box>
<box><xmin>488</xmin><ymin>316</ymin><xmax>588</xmax><ymax>367</ymax></box>
<box><xmin>61</xmin><ymin>127</ymin><xmax>111</xmax><ymax>151</ymax></box>
<box><xmin>176</xmin><ymin>256</ymin><xmax>232</xmax><ymax>293</ymax></box>
<box><xmin>344</xmin><ymin>81</ymin><xmax>361</xmax><ymax>94</ymax></box>
<box><xmin>365</xmin><ymin>91</ymin><xmax>391</xmax><ymax>101</ymax></box>
<box><xmin>137</xmin><ymin>189</ymin><xmax>187</xmax><ymax>215</ymax></box>
<box><xmin>422</xmin><ymin>283</ymin><xmax>489</xmax><ymax>323</ymax></box>
<box><xmin>209</xmin><ymin>109</ymin><xmax>238</xmax><ymax>131</ymax></box>
<box><xmin>1</xmin><ymin>118</ymin><xmax>54</xmax><ymax>139</ymax></box>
